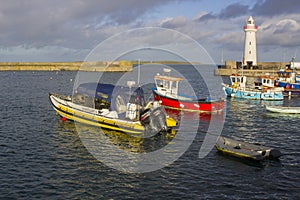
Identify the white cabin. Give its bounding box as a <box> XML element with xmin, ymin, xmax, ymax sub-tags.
<box><xmin>229</xmin><ymin>74</ymin><xmax>247</xmax><ymax>89</ymax></box>
<box><xmin>261</xmin><ymin>76</ymin><xmax>275</xmax><ymax>88</ymax></box>
<box><xmin>154</xmin><ymin>74</ymin><xmax>183</xmax><ymax>97</ymax></box>
<box><xmin>290</xmin><ymin>62</ymin><xmax>300</xmax><ymax>69</ymax></box>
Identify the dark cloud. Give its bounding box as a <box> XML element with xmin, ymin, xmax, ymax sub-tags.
<box><xmin>1</xmin><ymin>0</ymin><xmax>300</xmax><ymax>62</ymax></box>
<box><xmin>194</xmin><ymin>3</ymin><xmax>249</xmax><ymax>22</ymax></box>
<box><xmin>0</xmin><ymin>0</ymin><xmax>185</xmax><ymax>49</ymax></box>
<box><xmin>216</xmin><ymin>0</ymin><xmax>300</xmax><ymax>19</ymax></box>
<box><xmin>160</xmin><ymin>16</ymin><xmax>187</xmax><ymax>29</ymax></box>
<box><xmin>258</xmin><ymin>18</ymin><xmax>300</xmax><ymax>47</ymax></box>
<box><xmin>195</xmin><ymin>13</ymin><xmax>216</xmax><ymax>22</ymax></box>
<box><xmin>219</xmin><ymin>3</ymin><xmax>249</xmax><ymax>19</ymax></box>
<box><xmin>273</xmin><ymin>19</ymin><xmax>299</xmax><ymax>34</ymax></box>
<box><xmin>251</xmin><ymin>0</ymin><xmax>300</xmax><ymax>16</ymax></box>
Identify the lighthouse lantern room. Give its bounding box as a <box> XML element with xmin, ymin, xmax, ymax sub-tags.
<box><xmin>243</xmin><ymin>16</ymin><xmax>258</xmax><ymax>68</ymax></box>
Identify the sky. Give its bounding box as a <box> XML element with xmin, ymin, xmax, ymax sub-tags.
<box><xmin>0</xmin><ymin>0</ymin><xmax>300</xmax><ymax>64</ymax></box>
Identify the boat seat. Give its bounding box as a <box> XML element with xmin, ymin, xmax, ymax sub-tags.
<box><xmin>115</xmin><ymin>95</ymin><xmax>127</xmax><ymax>113</ymax></box>
<box><xmin>106</xmin><ymin>111</ymin><xmax>118</xmax><ymax>118</ymax></box>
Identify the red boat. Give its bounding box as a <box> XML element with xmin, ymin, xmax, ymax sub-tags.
<box><xmin>152</xmin><ymin>69</ymin><xmax>225</xmax><ymax>113</ymax></box>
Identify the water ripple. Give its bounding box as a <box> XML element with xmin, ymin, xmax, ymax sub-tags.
<box><xmin>0</xmin><ymin>71</ymin><xmax>299</xmax><ymax>199</ymax></box>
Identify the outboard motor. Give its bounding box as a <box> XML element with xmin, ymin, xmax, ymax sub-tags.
<box><xmin>268</xmin><ymin>149</ymin><xmax>282</xmax><ymax>159</ymax></box>
<box><xmin>151</xmin><ymin>106</ymin><xmax>167</xmax><ymax>132</ymax></box>
<box><xmin>141</xmin><ymin>101</ymin><xmax>167</xmax><ymax>136</ymax></box>
<box><xmin>140</xmin><ymin>108</ymin><xmax>151</xmax><ymax>125</ymax></box>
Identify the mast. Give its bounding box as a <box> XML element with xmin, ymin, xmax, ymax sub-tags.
<box><xmin>137</xmin><ymin>59</ymin><xmax>141</xmax><ymax>86</ymax></box>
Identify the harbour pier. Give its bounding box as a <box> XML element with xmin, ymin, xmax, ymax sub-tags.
<box><xmin>0</xmin><ymin>60</ymin><xmax>133</xmax><ymax>72</ymax></box>
<box><xmin>215</xmin><ymin>60</ymin><xmax>289</xmax><ymax>77</ymax></box>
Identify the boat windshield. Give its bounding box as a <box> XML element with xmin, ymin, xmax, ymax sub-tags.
<box><xmin>231</xmin><ymin>76</ymin><xmax>246</xmax><ymax>83</ymax></box>
<box><xmin>75</xmin><ymin>82</ymin><xmax>146</xmax><ymax>111</ymax></box>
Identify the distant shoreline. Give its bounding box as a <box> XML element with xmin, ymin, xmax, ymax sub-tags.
<box><xmin>0</xmin><ymin>61</ymin><xmax>132</xmax><ymax>72</ymax></box>
<box><xmin>0</xmin><ymin>60</ymin><xmax>201</xmax><ymax>71</ymax></box>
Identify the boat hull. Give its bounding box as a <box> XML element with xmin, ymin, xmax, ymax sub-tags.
<box><xmin>49</xmin><ymin>93</ymin><xmax>177</xmax><ymax>135</ymax></box>
<box><xmin>215</xmin><ymin>136</ymin><xmax>282</xmax><ymax>162</ymax></box>
<box><xmin>265</xmin><ymin>105</ymin><xmax>300</xmax><ymax>114</ymax></box>
<box><xmin>275</xmin><ymin>80</ymin><xmax>300</xmax><ymax>89</ymax></box>
<box><xmin>275</xmin><ymin>81</ymin><xmax>300</xmax><ymax>96</ymax></box>
<box><xmin>283</xmin><ymin>89</ymin><xmax>300</xmax><ymax>96</ymax></box>
<box><xmin>152</xmin><ymin>89</ymin><xmax>224</xmax><ymax>113</ymax></box>
<box><xmin>223</xmin><ymin>85</ymin><xmax>283</xmax><ymax>100</ymax></box>
<box><xmin>49</xmin><ymin>93</ymin><xmax>145</xmax><ymax>134</ymax></box>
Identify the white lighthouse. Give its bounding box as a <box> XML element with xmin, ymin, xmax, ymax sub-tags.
<box><xmin>243</xmin><ymin>16</ymin><xmax>258</xmax><ymax>67</ymax></box>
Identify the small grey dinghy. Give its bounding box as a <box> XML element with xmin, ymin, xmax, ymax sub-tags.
<box><xmin>215</xmin><ymin>136</ymin><xmax>282</xmax><ymax>162</ymax></box>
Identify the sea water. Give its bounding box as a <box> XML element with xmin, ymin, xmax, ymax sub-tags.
<box><xmin>0</xmin><ymin>68</ymin><xmax>299</xmax><ymax>199</ymax></box>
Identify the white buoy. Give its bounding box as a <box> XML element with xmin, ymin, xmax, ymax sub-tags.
<box><xmin>163</xmin><ymin>68</ymin><xmax>171</xmax><ymax>73</ymax></box>
<box><xmin>127</xmin><ymin>81</ymin><xmax>136</xmax><ymax>88</ymax></box>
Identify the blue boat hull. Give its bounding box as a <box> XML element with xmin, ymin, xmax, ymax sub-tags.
<box><xmin>275</xmin><ymin>80</ymin><xmax>300</xmax><ymax>95</ymax></box>
<box><xmin>275</xmin><ymin>80</ymin><xmax>300</xmax><ymax>89</ymax></box>
<box><xmin>223</xmin><ymin>85</ymin><xmax>283</xmax><ymax>100</ymax></box>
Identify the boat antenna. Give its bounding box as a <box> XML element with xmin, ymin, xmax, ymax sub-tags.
<box><xmin>241</xmin><ymin>53</ymin><xmax>244</xmax><ymax>77</ymax></box>
<box><xmin>137</xmin><ymin>59</ymin><xmax>141</xmax><ymax>86</ymax></box>
<box><xmin>221</xmin><ymin>49</ymin><xmax>224</xmax><ymax>64</ymax></box>
<box><xmin>163</xmin><ymin>68</ymin><xmax>171</xmax><ymax>76</ymax></box>
<box><xmin>292</xmin><ymin>57</ymin><xmax>295</xmax><ymax>72</ymax></box>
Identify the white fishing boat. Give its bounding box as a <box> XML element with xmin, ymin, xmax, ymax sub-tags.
<box><xmin>265</xmin><ymin>105</ymin><xmax>300</xmax><ymax>114</ymax></box>
<box><xmin>223</xmin><ymin>74</ymin><xmax>284</xmax><ymax>100</ymax></box>
<box><xmin>153</xmin><ymin>68</ymin><xmax>225</xmax><ymax>113</ymax></box>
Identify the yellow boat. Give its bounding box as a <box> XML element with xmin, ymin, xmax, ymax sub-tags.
<box><xmin>49</xmin><ymin>82</ymin><xmax>177</xmax><ymax>135</ymax></box>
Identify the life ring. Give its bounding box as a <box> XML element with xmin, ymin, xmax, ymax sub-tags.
<box><xmin>285</xmin><ymin>84</ymin><xmax>290</xmax><ymax>89</ymax></box>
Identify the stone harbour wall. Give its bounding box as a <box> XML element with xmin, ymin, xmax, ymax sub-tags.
<box><xmin>215</xmin><ymin>60</ymin><xmax>290</xmax><ymax>77</ymax></box>
<box><xmin>0</xmin><ymin>60</ymin><xmax>133</xmax><ymax>72</ymax></box>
